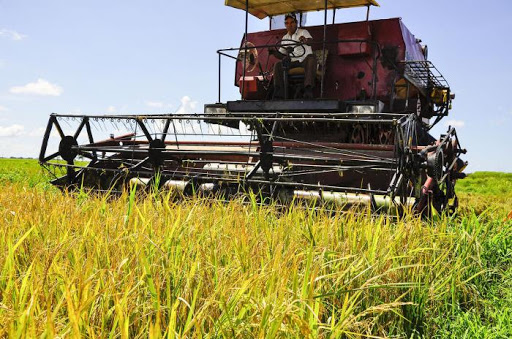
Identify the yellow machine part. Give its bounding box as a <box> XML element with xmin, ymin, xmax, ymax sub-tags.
<box><xmin>431</xmin><ymin>88</ymin><xmax>449</xmax><ymax>105</ymax></box>
<box><xmin>394</xmin><ymin>79</ymin><xmax>420</xmax><ymax>100</ymax></box>
<box><xmin>225</xmin><ymin>0</ymin><xmax>379</xmax><ymax>19</ymax></box>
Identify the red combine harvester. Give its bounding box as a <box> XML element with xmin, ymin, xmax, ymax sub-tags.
<box><xmin>39</xmin><ymin>0</ymin><xmax>467</xmax><ymax>215</ymax></box>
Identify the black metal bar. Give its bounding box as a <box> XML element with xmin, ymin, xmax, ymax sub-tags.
<box><xmin>171</xmin><ymin>119</ymin><xmax>180</xmax><ymax>150</ymax></box>
<box><xmin>217</xmin><ymin>38</ymin><xmax>379</xmax><ymax>54</ymax></box>
<box><xmin>66</xmin><ymin>160</ymin><xmax>75</xmax><ymax>184</ymax></box>
<box><xmin>276</xmin><ymin>166</ymin><xmax>391</xmax><ymax>177</ymax></box>
<box><xmin>372</xmin><ymin>45</ymin><xmax>378</xmax><ymax>100</ymax></box>
<box><xmin>130</xmin><ymin>157</ymin><xmax>150</xmax><ymax>171</ymax></box>
<box><xmin>177</xmin><ymin>160</ymin><xmax>395</xmax><ymax>175</ymax></box>
<box><xmin>73</xmin><ymin>117</ymin><xmax>87</xmax><ymax>139</ymax></box>
<box><xmin>85</xmin><ymin>118</ymin><xmax>94</xmax><ymax>144</ymax></box>
<box><xmin>244</xmin><ymin>161</ymin><xmax>261</xmax><ymax>180</ymax></box>
<box><xmin>217</xmin><ymin>51</ymin><xmax>239</xmax><ymax>60</ymax></box>
<box><xmin>49</xmin><ymin>112</ymin><xmax>406</xmax><ymax>120</ymax></box>
<box><xmin>77</xmin><ymin>144</ymin><xmax>395</xmax><ymax>166</ymax></box>
<box><xmin>75</xmin><ymin>146</ymin><xmax>259</xmax><ymax>158</ymax></box>
<box><xmin>218</xmin><ymin>53</ymin><xmax>222</xmax><ymax>103</ymax></box>
<box><xmin>241</xmin><ymin>0</ymin><xmax>249</xmax><ymax>100</ymax></box>
<box><xmin>46</xmin><ymin>115</ymin><xmax>406</xmax><ymax>126</ymax></box>
<box><xmin>321</xmin><ymin>0</ymin><xmax>328</xmax><ymax>99</ymax></box>
<box><xmin>405</xmin><ymin>81</ymin><xmax>410</xmax><ymax>110</ymax></box>
<box><xmin>390</xmin><ymin>70</ymin><xmax>397</xmax><ymax>112</ymax></box>
<box><xmin>84</xmin><ymin>118</ymin><xmax>97</xmax><ymax>161</ymax></box>
<box><xmin>136</xmin><ymin>118</ymin><xmax>154</xmax><ymax>142</ymax></box>
<box><xmin>283</xmin><ymin>58</ymin><xmax>289</xmax><ymax>99</ymax></box>
<box><xmin>54</xmin><ymin>116</ymin><xmax>400</xmax><ymax>125</ymax></box>
<box><xmin>53</xmin><ymin>118</ymin><xmax>65</xmax><ymax>138</ymax></box>
<box><xmin>272</xmin><ymin>147</ymin><xmax>394</xmax><ymax>164</ymax></box>
<box><xmin>39</xmin><ymin>115</ymin><xmax>55</xmax><ymax>162</ymax></box>
<box><xmin>217</xmin><ymin>117</ymin><xmax>400</xmax><ymax>124</ymax></box>
<box><xmin>76</xmin><ymin>144</ymin><xmax>379</xmax><ymax>163</ymax></box>
<box><xmin>182</xmin><ymin>159</ymin><xmax>257</xmax><ymax>166</ymax></box>
<box><xmin>72</xmin><ymin>145</ymin><xmax>396</xmax><ymax>168</ymax></box>
<box><xmin>42</xmin><ymin>151</ymin><xmax>60</xmax><ymax>163</ymax></box>
<box><xmin>161</xmin><ymin>117</ymin><xmax>172</xmax><ymax>142</ymax></box>
<box><xmin>272</xmin><ymin>154</ymin><xmax>395</xmax><ymax>166</ymax></box>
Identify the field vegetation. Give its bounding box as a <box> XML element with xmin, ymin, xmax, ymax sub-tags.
<box><xmin>0</xmin><ymin>158</ymin><xmax>511</xmax><ymax>337</ymax></box>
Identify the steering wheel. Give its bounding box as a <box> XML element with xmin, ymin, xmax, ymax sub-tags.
<box><xmin>274</xmin><ymin>38</ymin><xmax>306</xmax><ymax>58</ymax></box>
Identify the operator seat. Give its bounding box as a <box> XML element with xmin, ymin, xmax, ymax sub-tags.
<box><xmin>287</xmin><ymin>49</ymin><xmax>329</xmax><ymax>99</ymax></box>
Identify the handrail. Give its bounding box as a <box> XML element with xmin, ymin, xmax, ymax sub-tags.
<box><xmin>215</xmin><ymin>38</ymin><xmax>382</xmax><ymax>103</ymax></box>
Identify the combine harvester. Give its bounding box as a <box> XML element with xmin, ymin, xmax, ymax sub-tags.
<box><xmin>39</xmin><ymin>0</ymin><xmax>467</xmax><ymax>215</ymax></box>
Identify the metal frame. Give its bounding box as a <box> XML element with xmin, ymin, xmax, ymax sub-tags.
<box><xmin>39</xmin><ymin>111</ymin><xmax>463</xmax><ymax>212</ymax></box>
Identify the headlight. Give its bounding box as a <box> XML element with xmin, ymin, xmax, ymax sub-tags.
<box><xmin>204</xmin><ymin>104</ymin><xmax>227</xmax><ymax>115</ymax></box>
<box><xmin>347</xmin><ymin>101</ymin><xmax>384</xmax><ymax>114</ymax></box>
<box><xmin>203</xmin><ymin>104</ymin><xmax>239</xmax><ymax>129</ymax></box>
<box><xmin>351</xmin><ymin>105</ymin><xmax>376</xmax><ymax>114</ymax></box>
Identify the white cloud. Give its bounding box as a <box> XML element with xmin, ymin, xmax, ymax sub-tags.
<box><xmin>175</xmin><ymin>96</ymin><xmax>197</xmax><ymax>115</ymax></box>
<box><xmin>0</xmin><ymin>124</ymin><xmax>24</xmax><ymax>137</ymax></box>
<box><xmin>0</xmin><ymin>29</ymin><xmax>27</xmax><ymax>41</ymax></box>
<box><xmin>10</xmin><ymin>78</ymin><xmax>63</xmax><ymax>96</ymax></box>
<box><xmin>107</xmin><ymin>106</ymin><xmax>116</xmax><ymax>113</ymax></box>
<box><xmin>444</xmin><ymin>119</ymin><xmax>465</xmax><ymax>128</ymax></box>
<box><xmin>0</xmin><ymin>105</ymin><xmax>7</xmax><ymax>112</ymax></box>
<box><xmin>146</xmin><ymin>101</ymin><xmax>164</xmax><ymax>108</ymax></box>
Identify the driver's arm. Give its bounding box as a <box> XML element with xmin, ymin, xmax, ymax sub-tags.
<box><xmin>268</xmin><ymin>39</ymin><xmax>286</xmax><ymax>59</ymax></box>
<box><xmin>269</xmin><ymin>47</ymin><xmax>285</xmax><ymax>59</ymax></box>
<box><xmin>299</xmin><ymin>30</ymin><xmax>313</xmax><ymax>45</ymax></box>
<box><xmin>277</xmin><ymin>42</ymin><xmax>288</xmax><ymax>58</ymax></box>
<box><xmin>299</xmin><ymin>36</ymin><xmax>313</xmax><ymax>45</ymax></box>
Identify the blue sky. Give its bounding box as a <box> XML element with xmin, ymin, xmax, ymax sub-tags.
<box><xmin>1</xmin><ymin>0</ymin><xmax>511</xmax><ymax>172</ymax></box>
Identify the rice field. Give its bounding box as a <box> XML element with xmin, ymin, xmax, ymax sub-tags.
<box><xmin>0</xmin><ymin>158</ymin><xmax>511</xmax><ymax>337</ymax></box>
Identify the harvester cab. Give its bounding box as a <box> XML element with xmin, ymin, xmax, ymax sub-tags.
<box><xmin>39</xmin><ymin>0</ymin><xmax>467</xmax><ymax>216</ymax></box>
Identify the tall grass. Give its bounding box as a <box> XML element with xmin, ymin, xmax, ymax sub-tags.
<box><xmin>0</xmin><ymin>159</ymin><xmax>51</xmax><ymax>189</ymax></box>
<box><xmin>457</xmin><ymin>172</ymin><xmax>512</xmax><ymax>215</ymax></box>
<box><xmin>1</xmin><ymin>176</ymin><xmax>510</xmax><ymax>337</ymax></box>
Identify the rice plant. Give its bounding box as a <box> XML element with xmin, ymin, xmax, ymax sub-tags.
<box><xmin>0</xmin><ymin>159</ymin><xmax>511</xmax><ymax>337</ymax></box>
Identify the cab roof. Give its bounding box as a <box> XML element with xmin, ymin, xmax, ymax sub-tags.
<box><xmin>225</xmin><ymin>0</ymin><xmax>380</xmax><ymax>19</ymax></box>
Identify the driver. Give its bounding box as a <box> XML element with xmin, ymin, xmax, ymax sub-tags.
<box><xmin>270</xmin><ymin>13</ymin><xmax>317</xmax><ymax>99</ymax></box>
